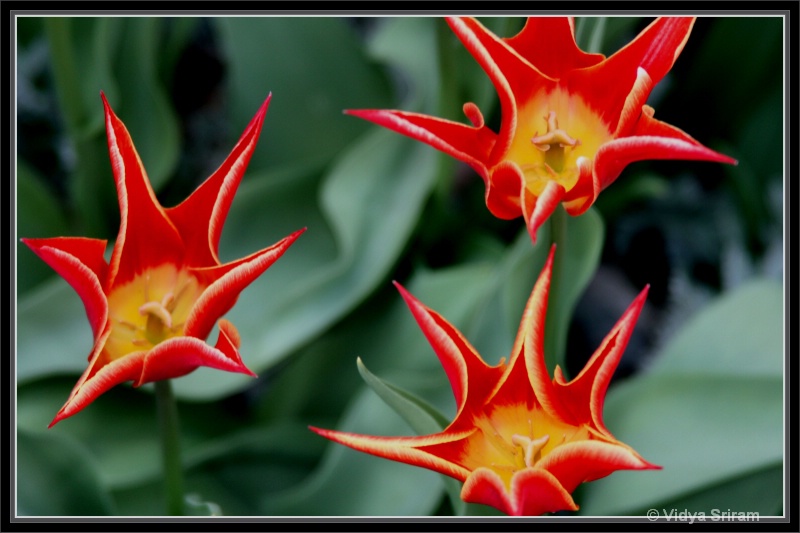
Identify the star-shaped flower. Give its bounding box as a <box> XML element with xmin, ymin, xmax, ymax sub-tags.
<box><xmin>23</xmin><ymin>93</ymin><xmax>303</xmax><ymax>426</ymax></box>
<box><xmin>348</xmin><ymin>17</ymin><xmax>736</xmax><ymax>241</ymax></box>
<box><xmin>311</xmin><ymin>247</ymin><xmax>657</xmax><ymax>515</ymax></box>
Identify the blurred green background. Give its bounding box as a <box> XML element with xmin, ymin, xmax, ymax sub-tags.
<box><xmin>16</xmin><ymin>16</ymin><xmax>784</xmax><ymax>517</ymax></box>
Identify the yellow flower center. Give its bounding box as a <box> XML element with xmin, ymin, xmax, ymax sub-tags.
<box><xmin>463</xmin><ymin>403</ymin><xmax>589</xmax><ymax>489</ymax></box>
<box><xmin>505</xmin><ymin>88</ymin><xmax>612</xmax><ymax>196</ymax></box>
<box><xmin>106</xmin><ymin>265</ymin><xmax>203</xmax><ymax>359</ymax></box>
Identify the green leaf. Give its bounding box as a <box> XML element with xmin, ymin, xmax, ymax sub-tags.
<box><xmin>579</xmin><ymin>279</ymin><xmax>783</xmax><ymax>515</ymax></box>
<box><xmin>172</xmin><ymin>130</ymin><xmax>439</xmax><ymax>400</ymax></box>
<box><xmin>648</xmin><ymin>463</ymin><xmax>782</xmax><ymax>517</ymax></box>
<box><xmin>112</xmin><ymin>18</ymin><xmax>181</xmax><ymax>192</ymax></box>
<box><xmin>17</xmin><ymin>428</ymin><xmax>116</xmax><ymax>516</ymax></box>
<box><xmin>580</xmin><ymin>374</ymin><xmax>782</xmax><ymax>516</ymax></box>
<box><xmin>43</xmin><ymin>17</ymin><xmax>121</xmax><ymax>236</ymax></box>
<box><xmin>251</xmin><ymin>261</ymin><xmax>504</xmax><ymax>516</ymax></box>
<box><xmin>356</xmin><ymin>357</ymin><xmax>465</xmax><ymax>514</ymax></box>
<box><xmin>648</xmin><ymin>279</ymin><xmax>783</xmax><ymax>378</ymax></box>
<box><xmin>217</xmin><ymin>17</ymin><xmax>391</xmax><ymax>173</ymax></box>
<box><xmin>17</xmin><ymin>278</ymin><xmax>95</xmax><ymax>382</ymax></box>
<box><xmin>16</xmin><ymin>162</ymin><xmax>71</xmax><ymax>295</ymax></box>
<box><xmin>261</xmin><ymin>387</ymin><xmax>445</xmax><ymax>516</ymax></box>
<box><xmin>367</xmin><ymin>17</ymin><xmax>440</xmax><ymax>111</ymax></box>
<box><xmin>357</xmin><ymin>358</ymin><xmax>449</xmax><ymax>435</ymax></box>
<box><xmin>575</xmin><ymin>17</ymin><xmax>607</xmax><ymax>54</ymax></box>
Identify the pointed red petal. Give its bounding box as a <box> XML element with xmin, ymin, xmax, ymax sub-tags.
<box><xmin>554</xmin><ymin>287</ymin><xmax>649</xmax><ymax>432</ymax></box>
<box><xmin>184</xmin><ymin>228</ymin><xmax>304</xmax><ymax>341</ymax></box>
<box><xmin>521</xmin><ymin>247</ymin><xmax>578</xmax><ymax>425</ymax></box>
<box><xmin>394</xmin><ymin>282</ymin><xmax>504</xmax><ymax>420</ymax></box>
<box><xmin>101</xmin><ymin>93</ymin><xmax>184</xmax><ymax>289</ymax></box>
<box><xmin>504</xmin><ymin>17</ymin><xmax>605</xmax><ymax>79</ymax></box>
<box><xmin>536</xmin><ymin>440</ymin><xmax>660</xmax><ymax>494</ymax></box>
<box><xmin>134</xmin><ymin>319</ymin><xmax>255</xmax><ymax>385</ymax></box>
<box><xmin>49</xmin><ymin>329</ymin><xmax>140</xmax><ymax>427</ymax></box>
<box><xmin>309</xmin><ymin>426</ymin><xmax>473</xmax><ymax>481</ymax></box>
<box><xmin>446</xmin><ymin>17</ymin><xmax>556</xmax><ymax>165</ymax></box>
<box><xmin>462</xmin><ymin>467</ymin><xmax>577</xmax><ymax>516</ymax></box>
<box><xmin>611</xmin><ymin>17</ymin><xmax>695</xmax><ymax>88</ymax></box>
<box><xmin>595</xmin><ymin>116</ymin><xmax>737</xmax><ymax>193</ymax></box>
<box><xmin>521</xmin><ymin>180</ymin><xmax>566</xmax><ymax>243</ymax></box>
<box><xmin>166</xmin><ymin>95</ymin><xmax>271</xmax><ymax>267</ymax></box>
<box><xmin>613</xmin><ymin>67</ymin><xmax>654</xmax><ymax>137</ymax></box>
<box><xmin>569</xmin><ymin>17</ymin><xmax>695</xmax><ymax>132</ymax></box>
<box><xmin>345</xmin><ymin>108</ymin><xmax>496</xmax><ymax>180</ymax></box>
<box><xmin>632</xmin><ymin>106</ymin><xmax>737</xmax><ymax>165</ymax></box>
<box><xmin>22</xmin><ymin>237</ymin><xmax>109</xmax><ymax>338</ymax></box>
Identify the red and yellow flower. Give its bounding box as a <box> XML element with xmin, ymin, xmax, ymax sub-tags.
<box><xmin>23</xmin><ymin>93</ymin><xmax>303</xmax><ymax>427</ymax></box>
<box><xmin>347</xmin><ymin>17</ymin><xmax>736</xmax><ymax>241</ymax></box>
<box><xmin>311</xmin><ymin>247</ymin><xmax>657</xmax><ymax>515</ymax></box>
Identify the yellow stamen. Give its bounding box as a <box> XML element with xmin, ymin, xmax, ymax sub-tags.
<box><xmin>531</xmin><ymin>111</ymin><xmax>580</xmax><ymax>173</ymax></box>
<box><xmin>512</xmin><ymin>433</ymin><xmax>550</xmax><ymax>467</ymax></box>
<box><xmin>139</xmin><ymin>300</ymin><xmax>173</xmax><ymax>345</ymax></box>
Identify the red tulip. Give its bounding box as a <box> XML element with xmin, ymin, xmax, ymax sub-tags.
<box><xmin>23</xmin><ymin>93</ymin><xmax>304</xmax><ymax>427</ymax></box>
<box><xmin>311</xmin><ymin>247</ymin><xmax>658</xmax><ymax>515</ymax></box>
<box><xmin>348</xmin><ymin>17</ymin><xmax>736</xmax><ymax>241</ymax></box>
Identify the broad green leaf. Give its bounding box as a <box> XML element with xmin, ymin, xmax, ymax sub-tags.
<box><xmin>16</xmin><ymin>162</ymin><xmax>71</xmax><ymax>295</ymax></box>
<box><xmin>580</xmin><ymin>279</ymin><xmax>783</xmax><ymax>515</ymax></box>
<box><xmin>217</xmin><ymin>17</ymin><xmax>391</xmax><ymax>173</ymax></box>
<box><xmin>580</xmin><ymin>375</ymin><xmax>782</xmax><ymax>516</ymax></box>
<box><xmin>40</xmin><ymin>17</ymin><xmax>184</xmax><ymax>236</ymax></box>
<box><xmin>18</xmin><ymin>375</ymin><xmax>327</xmax><ymax>516</ymax></box>
<box><xmin>17</xmin><ymin>18</ymin><xmax>441</xmax><ymax>401</ymax></box>
<box><xmin>113</xmin><ymin>18</ymin><xmax>181</xmax><ymax>191</ymax></box>
<box><xmin>107</xmin><ymin>421</ymin><xmax>325</xmax><ymax>516</ymax></box>
<box><xmin>17</xmin><ymin>428</ymin><xmax>116</xmax><ymax>516</ymax></box>
<box><xmin>252</xmin><ymin>262</ymin><xmax>501</xmax><ymax>515</ymax></box>
<box><xmin>645</xmin><ymin>463</ymin><xmax>782</xmax><ymax>517</ymax></box>
<box><xmin>43</xmin><ymin>18</ymin><xmax>117</xmax><ymax>138</ymax></box>
<box><xmin>260</xmin><ymin>387</ymin><xmax>444</xmax><ymax>516</ymax></box>
<box><xmin>43</xmin><ymin>17</ymin><xmax>120</xmax><ymax>236</ymax></box>
<box><xmin>173</xmin><ymin>130</ymin><xmax>438</xmax><ymax>400</ymax></box>
<box><xmin>17</xmin><ymin>278</ymin><xmax>94</xmax><ymax>382</ymax></box>
<box><xmin>254</xmin><ymin>261</ymin><xmax>498</xmax><ymax>426</ymax></box>
<box><xmin>648</xmin><ymin>279</ymin><xmax>783</xmax><ymax>378</ymax></box>
<box><xmin>18</xmin><ymin>378</ymin><xmax>164</xmax><ymax>490</ymax></box>
<box><xmin>367</xmin><ymin>17</ymin><xmax>440</xmax><ymax>111</ymax></box>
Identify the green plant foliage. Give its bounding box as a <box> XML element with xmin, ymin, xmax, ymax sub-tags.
<box><xmin>16</xmin><ymin>162</ymin><xmax>71</xmax><ymax>294</ymax></box>
<box><xmin>579</xmin><ymin>280</ymin><xmax>783</xmax><ymax>515</ymax></box>
<box><xmin>17</xmin><ymin>429</ymin><xmax>116</xmax><ymax>515</ymax></box>
<box><xmin>15</xmin><ymin>15</ymin><xmax>784</xmax><ymax>518</ymax></box>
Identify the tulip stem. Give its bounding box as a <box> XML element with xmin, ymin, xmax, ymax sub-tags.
<box><xmin>155</xmin><ymin>379</ymin><xmax>185</xmax><ymax>515</ymax></box>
